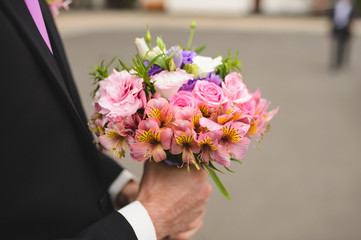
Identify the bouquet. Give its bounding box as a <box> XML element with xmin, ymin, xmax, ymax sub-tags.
<box><xmin>46</xmin><ymin>0</ymin><xmax>72</xmax><ymax>17</ymax></box>
<box><xmin>89</xmin><ymin>22</ymin><xmax>278</xmax><ymax>199</ymax></box>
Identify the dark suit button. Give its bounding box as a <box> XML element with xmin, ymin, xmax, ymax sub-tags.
<box><xmin>98</xmin><ymin>193</ymin><xmax>108</xmax><ymax>211</ymax></box>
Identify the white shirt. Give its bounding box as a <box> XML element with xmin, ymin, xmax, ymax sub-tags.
<box><xmin>334</xmin><ymin>1</ymin><xmax>353</xmax><ymax>29</ymax></box>
<box><xmin>109</xmin><ymin>170</ymin><xmax>157</xmax><ymax>240</ymax></box>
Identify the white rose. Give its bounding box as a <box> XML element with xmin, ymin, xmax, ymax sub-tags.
<box><xmin>151</xmin><ymin>69</ymin><xmax>193</xmax><ymax>99</ymax></box>
<box><xmin>192</xmin><ymin>55</ymin><xmax>223</xmax><ymax>79</ymax></box>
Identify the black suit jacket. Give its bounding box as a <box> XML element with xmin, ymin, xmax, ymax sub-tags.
<box><xmin>0</xmin><ymin>0</ymin><xmax>137</xmax><ymax>239</ymax></box>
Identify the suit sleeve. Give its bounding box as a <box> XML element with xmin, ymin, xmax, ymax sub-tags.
<box><xmin>59</xmin><ymin>212</ymin><xmax>138</xmax><ymax>240</ymax></box>
<box><xmin>97</xmin><ymin>151</ymin><xmax>125</xmax><ymax>190</ymax></box>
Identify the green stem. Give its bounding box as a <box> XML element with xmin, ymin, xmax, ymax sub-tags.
<box><xmin>186</xmin><ymin>20</ymin><xmax>196</xmax><ymax>50</ymax></box>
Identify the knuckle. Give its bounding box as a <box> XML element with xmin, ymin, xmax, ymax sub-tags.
<box><xmin>199</xmin><ymin>220</ymin><xmax>204</xmax><ymax>228</ymax></box>
<box><xmin>204</xmin><ymin>182</ymin><xmax>212</xmax><ymax>195</ymax></box>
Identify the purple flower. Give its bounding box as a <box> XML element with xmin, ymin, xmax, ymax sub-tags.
<box><xmin>144</xmin><ymin>61</ymin><xmax>163</xmax><ymax>76</ymax></box>
<box><xmin>203</xmin><ymin>72</ymin><xmax>222</xmax><ymax>86</ymax></box>
<box><xmin>178</xmin><ymin>79</ymin><xmax>198</xmax><ymax>92</ymax></box>
<box><xmin>178</xmin><ymin>73</ymin><xmax>222</xmax><ymax>92</ymax></box>
<box><xmin>168</xmin><ymin>46</ymin><xmax>183</xmax><ymax>69</ymax></box>
<box><xmin>181</xmin><ymin>51</ymin><xmax>197</xmax><ymax>67</ymax></box>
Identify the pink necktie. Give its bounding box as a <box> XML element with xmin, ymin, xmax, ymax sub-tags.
<box><xmin>24</xmin><ymin>0</ymin><xmax>53</xmax><ymax>53</ymax></box>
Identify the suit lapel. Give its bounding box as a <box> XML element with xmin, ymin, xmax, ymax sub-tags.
<box><xmin>39</xmin><ymin>0</ymin><xmax>89</xmax><ymax>124</ymax></box>
<box><xmin>1</xmin><ymin>0</ymin><xmax>93</xmax><ymax>140</ymax></box>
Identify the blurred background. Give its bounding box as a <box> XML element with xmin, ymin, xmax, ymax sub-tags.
<box><xmin>55</xmin><ymin>0</ymin><xmax>361</xmax><ymax>239</ymax></box>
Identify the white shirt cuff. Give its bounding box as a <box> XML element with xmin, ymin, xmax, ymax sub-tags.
<box><xmin>118</xmin><ymin>201</ymin><xmax>157</xmax><ymax>240</ymax></box>
<box><xmin>108</xmin><ymin>169</ymin><xmax>136</xmax><ymax>203</ymax></box>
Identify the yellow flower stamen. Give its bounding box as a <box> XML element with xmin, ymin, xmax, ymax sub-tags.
<box><xmin>175</xmin><ymin>135</ymin><xmax>195</xmax><ymax>146</ymax></box>
<box><xmin>198</xmin><ymin>137</ymin><xmax>217</xmax><ymax>151</ymax></box>
<box><xmin>106</xmin><ymin>130</ymin><xmax>120</xmax><ymax>139</ymax></box>
<box><xmin>147</xmin><ymin>107</ymin><xmax>161</xmax><ymax>119</ymax></box>
<box><xmin>225</xmin><ymin>108</ymin><xmax>233</xmax><ymax>115</ymax></box>
<box><xmin>137</xmin><ymin>130</ymin><xmax>160</xmax><ymax>143</ymax></box>
<box><xmin>248</xmin><ymin>119</ymin><xmax>259</xmax><ymax>135</ymax></box>
<box><xmin>199</xmin><ymin>104</ymin><xmax>210</xmax><ymax>117</ymax></box>
<box><xmin>222</xmin><ymin>126</ymin><xmax>240</xmax><ymax>143</ymax></box>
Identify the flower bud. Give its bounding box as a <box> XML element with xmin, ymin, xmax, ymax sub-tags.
<box><xmin>183</xmin><ymin>64</ymin><xmax>200</xmax><ymax>78</ymax></box>
<box><xmin>156</xmin><ymin>36</ymin><xmax>165</xmax><ymax>51</ymax></box>
<box><xmin>191</xmin><ymin>19</ymin><xmax>196</xmax><ymax>29</ymax></box>
<box><xmin>135</xmin><ymin>38</ymin><xmax>150</xmax><ymax>61</ymax></box>
<box><xmin>169</xmin><ymin>58</ymin><xmax>176</xmax><ymax>71</ymax></box>
<box><xmin>145</xmin><ymin>25</ymin><xmax>151</xmax><ymax>47</ymax></box>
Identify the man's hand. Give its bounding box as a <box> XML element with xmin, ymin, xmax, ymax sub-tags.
<box><xmin>136</xmin><ymin>161</ymin><xmax>212</xmax><ymax>240</ymax></box>
<box><xmin>167</xmin><ymin>210</ymin><xmax>206</xmax><ymax>240</ymax></box>
<box><xmin>115</xmin><ymin>180</ymin><xmax>140</xmax><ymax>209</ymax></box>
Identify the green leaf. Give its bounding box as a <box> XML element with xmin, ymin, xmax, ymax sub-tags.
<box><xmin>195</xmin><ymin>45</ymin><xmax>206</xmax><ymax>54</ymax></box>
<box><xmin>153</xmin><ymin>57</ymin><xmax>168</xmax><ymax>70</ymax></box>
<box><xmin>106</xmin><ymin>57</ymin><xmax>116</xmax><ymax>70</ymax></box>
<box><xmin>205</xmin><ymin>165</ymin><xmax>231</xmax><ymax>200</ymax></box>
<box><xmin>224</xmin><ymin>166</ymin><xmax>235</xmax><ymax>173</ymax></box>
<box><xmin>118</xmin><ymin>59</ymin><xmax>130</xmax><ymax>72</ymax></box>
<box><xmin>89</xmin><ymin>58</ymin><xmax>115</xmax><ymax>99</ymax></box>
<box><xmin>215</xmin><ymin>49</ymin><xmax>242</xmax><ymax>80</ymax></box>
<box><xmin>230</xmin><ymin>157</ymin><xmax>243</xmax><ymax>166</ymax></box>
<box><xmin>146</xmin><ymin>54</ymin><xmax>162</xmax><ymax>71</ymax></box>
<box><xmin>209</xmin><ymin>161</ymin><xmax>225</xmax><ymax>174</ymax></box>
<box><xmin>168</xmin><ymin>50</ymin><xmax>178</xmax><ymax>59</ymax></box>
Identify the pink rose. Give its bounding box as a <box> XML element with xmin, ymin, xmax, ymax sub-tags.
<box><xmin>193</xmin><ymin>80</ymin><xmax>226</xmax><ymax>108</ymax></box>
<box><xmin>151</xmin><ymin>68</ymin><xmax>193</xmax><ymax>99</ymax></box>
<box><xmin>222</xmin><ymin>72</ymin><xmax>252</xmax><ymax>104</ymax></box>
<box><xmin>97</xmin><ymin>70</ymin><xmax>146</xmax><ymax>121</ymax></box>
<box><xmin>169</xmin><ymin>91</ymin><xmax>198</xmax><ymax>108</ymax></box>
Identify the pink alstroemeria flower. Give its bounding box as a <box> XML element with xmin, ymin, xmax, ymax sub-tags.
<box><xmin>88</xmin><ymin>112</ymin><xmax>105</xmax><ymax>136</ymax></box>
<box><xmin>247</xmin><ymin>89</ymin><xmax>279</xmax><ymax>137</ymax></box>
<box><xmin>170</xmin><ymin>120</ymin><xmax>201</xmax><ymax>168</ymax></box>
<box><xmin>198</xmin><ymin>101</ymin><xmax>245</xmax><ymax>132</ymax></box>
<box><xmin>174</xmin><ymin>106</ymin><xmax>198</xmax><ymax>121</ymax></box>
<box><xmin>129</xmin><ymin>119</ymin><xmax>172</xmax><ymax>162</ymax></box>
<box><xmin>145</xmin><ymin>98</ymin><xmax>175</xmax><ymax>128</ymax></box>
<box><xmin>215</xmin><ymin>121</ymin><xmax>251</xmax><ymax>160</ymax></box>
<box><xmin>197</xmin><ymin>132</ymin><xmax>231</xmax><ymax>167</ymax></box>
<box><xmin>98</xmin><ymin>122</ymin><xmax>133</xmax><ymax>159</ymax></box>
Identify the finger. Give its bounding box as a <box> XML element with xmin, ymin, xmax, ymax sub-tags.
<box><xmin>184</xmin><ymin>210</ymin><xmax>206</xmax><ymax>231</ymax></box>
<box><xmin>172</xmin><ymin>220</ymin><xmax>203</xmax><ymax>240</ymax></box>
<box><xmin>171</xmin><ymin>210</ymin><xmax>206</xmax><ymax>239</ymax></box>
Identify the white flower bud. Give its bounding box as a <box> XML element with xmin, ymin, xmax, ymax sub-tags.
<box><xmin>135</xmin><ymin>38</ymin><xmax>149</xmax><ymax>61</ymax></box>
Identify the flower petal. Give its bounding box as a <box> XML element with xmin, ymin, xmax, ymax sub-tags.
<box><xmin>152</xmin><ymin>144</ymin><xmax>167</xmax><ymax>162</ymax></box>
<box><xmin>129</xmin><ymin>142</ymin><xmax>152</xmax><ymax>162</ymax></box>
<box><xmin>199</xmin><ymin>117</ymin><xmax>223</xmax><ymax>131</ymax></box>
<box><xmin>160</xmin><ymin>128</ymin><xmax>173</xmax><ymax>150</ymax></box>
<box><xmin>229</xmin><ymin>137</ymin><xmax>250</xmax><ymax>160</ymax></box>
<box><xmin>211</xmin><ymin>145</ymin><xmax>231</xmax><ymax>167</ymax></box>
